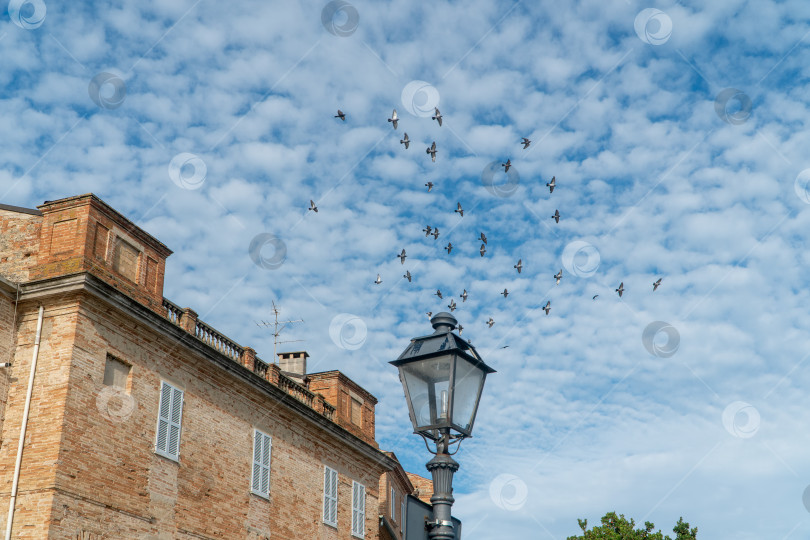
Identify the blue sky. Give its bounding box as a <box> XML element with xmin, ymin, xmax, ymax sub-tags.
<box><xmin>4</xmin><ymin>0</ymin><xmax>810</xmax><ymax>538</ymax></box>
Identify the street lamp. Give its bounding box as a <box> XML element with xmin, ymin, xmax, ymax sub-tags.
<box><xmin>391</xmin><ymin>312</ymin><xmax>495</xmax><ymax>540</ymax></box>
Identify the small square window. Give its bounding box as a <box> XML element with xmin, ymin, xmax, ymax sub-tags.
<box><xmin>103</xmin><ymin>355</ymin><xmax>130</xmax><ymax>388</ymax></box>
<box><xmin>351</xmin><ymin>398</ymin><xmax>362</xmax><ymax>426</ymax></box>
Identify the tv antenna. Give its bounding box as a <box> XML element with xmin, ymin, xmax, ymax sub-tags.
<box><xmin>255</xmin><ymin>301</ymin><xmax>304</xmax><ymax>361</ymax></box>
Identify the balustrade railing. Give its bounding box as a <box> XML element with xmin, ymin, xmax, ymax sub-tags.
<box><xmin>163</xmin><ymin>298</ymin><xmax>183</xmax><ymax>326</ymax></box>
<box><xmin>195</xmin><ymin>320</ymin><xmax>243</xmax><ymax>362</ymax></box>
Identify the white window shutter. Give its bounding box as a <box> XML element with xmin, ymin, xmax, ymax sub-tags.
<box><xmin>251</xmin><ymin>430</ymin><xmax>272</xmax><ymax>498</ymax></box>
<box><xmin>401</xmin><ymin>500</ymin><xmax>406</xmax><ymax>533</ymax></box>
<box><xmin>155</xmin><ymin>381</ymin><xmax>183</xmax><ymax>461</ymax></box>
<box><xmin>352</xmin><ymin>481</ymin><xmax>365</xmax><ymax>538</ymax></box>
<box><xmin>323</xmin><ymin>466</ymin><xmax>338</xmax><ymax>526</ymax></box>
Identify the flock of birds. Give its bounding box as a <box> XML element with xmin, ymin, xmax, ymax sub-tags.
<box><xmin>314</xmin><ymin>107</ymin><xmax>664</xmax><ymax>329</ymax></box>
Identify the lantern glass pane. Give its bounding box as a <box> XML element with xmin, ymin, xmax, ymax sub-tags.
<box><xmin>451</xmin><ymin>356</ymin><xmax>485</xmax><ymax>431</ymax></box>
<box><xmin>400</xmin><ymin>354</ymin><xmax>454</xmax><ymax>430</ymax></box>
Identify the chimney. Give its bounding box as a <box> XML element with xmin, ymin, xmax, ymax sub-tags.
<box><xmin>277</xmin><ymin>351</ymin><xmax>308</xmax><ymax>382</ymax></box>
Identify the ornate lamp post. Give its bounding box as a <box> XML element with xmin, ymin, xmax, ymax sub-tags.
<box><xmin>391</xmin><ymin>312</ymin><xmax>495</xmax><ymax>540</ymax></box>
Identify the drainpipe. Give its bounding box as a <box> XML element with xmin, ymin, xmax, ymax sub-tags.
<box><xmin>5</xmin><ymin>305</ymin><xmax>44</xmax><ymax>540</ymax></box>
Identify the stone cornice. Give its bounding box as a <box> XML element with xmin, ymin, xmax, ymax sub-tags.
<box><xmin>18</xmin><ymin>272</ymin><xmax>396</xmax><ymax>471</ymax></box>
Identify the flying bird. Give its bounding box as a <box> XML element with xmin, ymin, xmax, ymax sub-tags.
<box><xmin>616</xmin><ymin>282</ymin><xmax>624</xmax><ymax>297</ymax></box>
<box><xmin>547</xmin><ymin>176</ymin><xmax>556</xmax><ymax>193</ymax></box>
<box><xmin>397</xmin><ymin>249</ymin><xmax>407</xmax><ymax>264</ymax></box>
<box><xmin>374</xmin><ymin>274</ymin><xmax>382</xmax><ymax>285</ymax></box>
<box><xmin>552</xmin><ymin>209</ymin><xmax>560</xmax><ymax>223</ymax></box>
<box><xmin>514</xmin><ymin>259</ymin><xmax>522</xmax><ymax>273</ymax></box>
<box><xmin>445</xmin><ymin>242</ymin><xmax>453</xmax><ymax>254</ymax></box>
<box><xmin>480</xmin><ymin>232</ymin><xmax>487</xmax><ymax>244</ymax></box>
<box><xmin>554</xmin><ymin>269</ymin><xmax>563</xmax><ymax>285</ymax></box>
<box><xmin>388</xmin><ymin>108</ymin><xmax>398</xmax><ymax>129</ymax></box>
<box><xmin>542</xmin><ymin>301</ymin><xmax>551</xmax><ymax>315</ymax></box>
<box><xmin>457</xmin><ymin>324</ymin><xmax>464</xmax><ymax>334</ymax></box>
<box><xmin>448</xmin><ymin>299</ymin><xmax>456</xmax><ymax>312</ymax></box>
<box><xmin>432</xmin><ymin>107</ymin><xmax>442</xmax><ymax>126</ymax></box>
<box><xmin>502</xmin><ymin>159</ymin><xmax>511</xmax><ymax>173</ymax></box>
<box><xmin>403</xmin><ymin>270</ymin><xmax>412</xmax><ymax>282</ymax></box>
<box><xmin>521</xmin><ymin>137</ymin><xmax>531</xmax><ymax>149</ymax></box>
<box><xmin>455</xmin><ymin>202</ymin><xmax>464</xmax><ymax>217</ymax></box>
<box><xmin>432</xmin><ymin>228</ymin><xmax>440</xmax><ymax>240</ymax></box>
<box><xmin>460</xmin><ymin>289</ymin><xmax>468</xmax><ymax>302</ymax></box>
<box><xmin>425</xmin><ymin>182</ymin><xmax>434</xmax><ymax>192</ymax></box>
<box><xmin>486</xmin><ymin>318</ymin><xmax>495</xmax><ymax>328</ymax></box>
<box><xmin>653</xmin><ymin>278</ymin><xmax>662</xmax><ymax>291</ymax></box>
<box><xmin>592</xmin><ymin>294</ymin><xmax>599</xmax><ymax>300</ymax></box>
<box><xmin>400</xmin><ymin>133</ymin><xmax>410</xmax><ymax>149</ymax></box>
<box><xmin>435</xmin><ymin>290</ymin><xmax>443</xmax><ymax>299</ymax></box>
<box><xmin>426</xmin><ymin>311</ymin><xmax>432</xmax><ymax>318</ymax></box>
<box><xmin>426</xmin><ymin>141</ymin><xmax>437</xmax><ymax>162</ymax></box>
<box><xmin>308</xmin><ymin>199</ymin><xmax>318</xmax><ymax>212</ymax></box>
<box><xmin>501</xmin><ymin>289</ymin><xmax>509</xmax><ymax>298</ymax></box>
<box><xmin>335</xmin><ymin>109</ymin><xmax>345</xmax><ymax>121</ymax></box>
<box><xmin>423</xmin><ymin>225</ymin><xmax>432</xmax><ymax>237</ymax></box>
<box><xmin>480</xmin><ymin>244</ymin><xmax>486</xmax><ymax>257</ymax></box>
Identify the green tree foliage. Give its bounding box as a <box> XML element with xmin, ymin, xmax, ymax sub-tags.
<box><xmin>566</xmin><ymin>512</ymin><xmax>697</xmax><ymax>540</ymax></box>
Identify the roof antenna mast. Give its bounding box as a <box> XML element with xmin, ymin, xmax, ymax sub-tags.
<box><xmin>256</xmin><ymin>301</ymin><xmax>304</xmax><ymax>362</ymax></box>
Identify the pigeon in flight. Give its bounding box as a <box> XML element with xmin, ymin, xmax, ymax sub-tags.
<box><xmin>397</xmin><ymin>249</ymin><xmax>407</xmax><ymax>264</ymax></box>
<box><xmin>404</xmin><ymin>270</ymin><xmax>412</xmax><ymax>282</ymax></box>
<box><xmin>554</xmin><ymin>269</ymin><xmax>563</xmax><ymax>285</ymax></box>
<box><xmin>455</xmin><ymin>202</ymin><xmax>464</xmax><ymax>217</ymax></box>
<box><xmin>542</xmin><ymin>301</ymin><xmax>551</xmax><ymax>315</ymax></box>
<box><xmin>521</xmin><ymin>137</ymin><xmax>531</xmax><ymax>149</ymax></box>
<box><xmin>552</xmin><ymin>209</ymin><xmax>560</xmax><ymax>223</ymax></box>
<box><xmin>501</xmin><ymin>289</ymin><xmax>509</xmax><ymax>298</ymax></box>
<box><xmin>616</xmin><ymin>282</ymin><xmax>624</xmax><ymax>297</ymax></box>
<box><xmin>435</xmin><ymin>290</ymin><xmax>443</xmax><ymax>299</ymax></box>
<box><xmin>335</xmin><ymin>109</ymin><xmax>346</xmax><ymax>121</ymax></box>
<box><xmin>592</xmin><ymin>294</ymin><xmax>599</xmax><ymax>300</ymax></box>
<box><xmin>514</xmin><ymin>259</ymin><xmax>522</xmax><ymax>273</ymax></box>
<box><xmin>423</xmin><ymin>225</ymin><xmax>432</xmax><ymax>237</ymax></box>
<box><xmin>425</xmin><ymin>182</ymin><xmax>434</xmax><ymax>192</ymax></box>
<box><xmin>448</xmin><ymin>299</ymin><xmax>456</xmax><ymax>312</ymax></box>
<box><xmin>426</xmin><ymin>141</ymin><xmax>437</xmax><ymax>162</ymax></box>
<box><xmin>445</xmin><ymin>242</ymin><xmax>453</xmax><ymax>254</ymax></box>
<box><xmin>426</xmin><ymin>311</ymin><xmax>433</xmax><ymax>318</ymax></box>
<box><xmin>432</xmin><ymin>228</ymin><xmax>440</xmax><ymax>240</ymax></box>
<box><xmin>653</xmin><ymin>278</ymin><xmax>662</xmax><ymax>291</ymax></box>
<box><xmin>374</xmin><ymin>274</ymin><xmax>382</xmax><ymax>285</ymax></box>
<box><xmin>486</xmin><ymin>318</ymin><xmax>495</xmax><ymax>328</ymax></box>
<box><xmin>460</xmin><ymin>289</ymin><xmax>468</xmax><ymax>302</ymax></box>
<box><xmin>547</xmin><ymin>176</ymin><xmax>556</xmax><ymax>193</ymax></box>
<box><xmin>432</xmin><ymin>107</ymin><xmax>442</xmax><ymax>126</ymax></box>
<box><xmin>502</xmin><ymin>159</ymin><xmax>511</xmax><ymax>173</ymax></box>
<box><xmin>309</xmin><ymin>200</ymin><xmax>318</xmax><ymax>212</ymax></box>
<box><xmin>400</xmin><ymin>133</ymin><xmax>410</xmax><ymax>149</ymax></box>
<box><xmin>480</xmin><ymin>232</ymin><xmax>487</xmax><ymax>244</ymax></box>
<box><xmin>388</xmin><ymin>109</ymin><xmax>398</xmax><ymax>129</ymax></box>
<box><xmin>457</xmin><ymin>324</ymin><xmax>464</xmax><ymax>334</ymax></box>
<box><xmin>480</xmin><ymin>244</ymin><xmax>486</xmax><ymax>257</ymax></box>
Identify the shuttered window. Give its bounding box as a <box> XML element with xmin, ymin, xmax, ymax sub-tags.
<box><xmin>251</xmin><ymin>429</ymin><xmax>272</xmax><ymax>499</ymax></box>
<box><xmin>352</xmin><ymin>481</ymin><xmax>365</xmax><ymax>538</ymax></box>
<box><xmin>323</xmin><ymin>466</ymin><xmax>338</xmax><ymax>527</ymax></box>
<box><xmin>390</xmin><ymin>487</ymin><xmax>395</xmax><ymax>519</ymax></box>
<box><xmin>401</xmin><ymin>500</ymin><xmax>406</xmax><ymax>534</ymax></box>
<box><xmin>155</xmin><ymin>381</ymin><xmax>184</xmax><ymax>461</ymax></box>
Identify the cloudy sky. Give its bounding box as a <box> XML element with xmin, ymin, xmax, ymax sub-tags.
<box><xmin>4</xmin><ymin>0</ymin><xmax>810</xmax><ymax>538</ymax></box>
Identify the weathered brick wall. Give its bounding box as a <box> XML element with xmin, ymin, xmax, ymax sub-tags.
<box><xmin>0</xmin><ymin>209</ymin><xmax>42</xmax><ymax>283</ymax></box>
<box><xmin>0</xmin><ymin>291</ymin><xmax>16</xmax><ymax>459</ymax></box>
<box><xmin>0</xmin><ymin>299</ymin><xmax>77</xmax><ymax>539</ymax></box>
<box><xmin>2</xmin><ymin>292</ymin><xmax>385</xmax><ymax>539</ymax></box>
<box><xmin>405</xmin><ymin>473</ymin><xmax>433</xmax><ymax>505</ymax></box>
<box><xmin>309</xmin><ymin>372</ymin><xmax>378</xmax><ymax>448</ymax></box>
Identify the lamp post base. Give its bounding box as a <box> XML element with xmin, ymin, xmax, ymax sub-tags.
<box><xmin>426</xmin><ymin>451</ymin><xmax>459</xmax><ymax>540</ymax></box>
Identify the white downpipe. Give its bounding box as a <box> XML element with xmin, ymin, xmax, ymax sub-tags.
<box><xmin>5</xmin><ymin>305</ymin><xmax>44</xmax><ymax>540</ymax></box>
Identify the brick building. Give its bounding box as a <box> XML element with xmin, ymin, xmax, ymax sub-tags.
<box><xmin>0</xmin><ymin>194</ymin><xmax>432</xmax><ymax>539</ymax></box>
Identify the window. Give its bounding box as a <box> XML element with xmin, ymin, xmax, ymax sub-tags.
<box><xmin>323</xmin><ymin>466</ymin><xmax>338</xmax><ymax>527</ymax></box>
<box><xmin>103</xmin><ymin>355</ymin><xmax>130</xmax><ymax>388</ymax></box>
<box><xmin>351</xmin><ymin>481</ymin><xmax>365</xmax><ymax>538</ymax></box>
<box><xmin>401</xmin><ymin>500</ymin><xmax>406</xmax><ymax>534</ymax></box>
<box><xmin>351</xmin><ymin>398</ymin><xmax>362</xmax><ymax>425</ymax></box>
<box><xmin>251</xmin><ymin>429</ymin><xmax>272</xmax><ymax>499</ymax></box>
<box><xmin>390</xmin><ymin>487</ymin><xmax>395</xmax><ymax>519</ymax></box>
<box><xmin>155</xmin><ymin>381</ymin><xmax>184</xmax><ymax>461</ymax></box>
